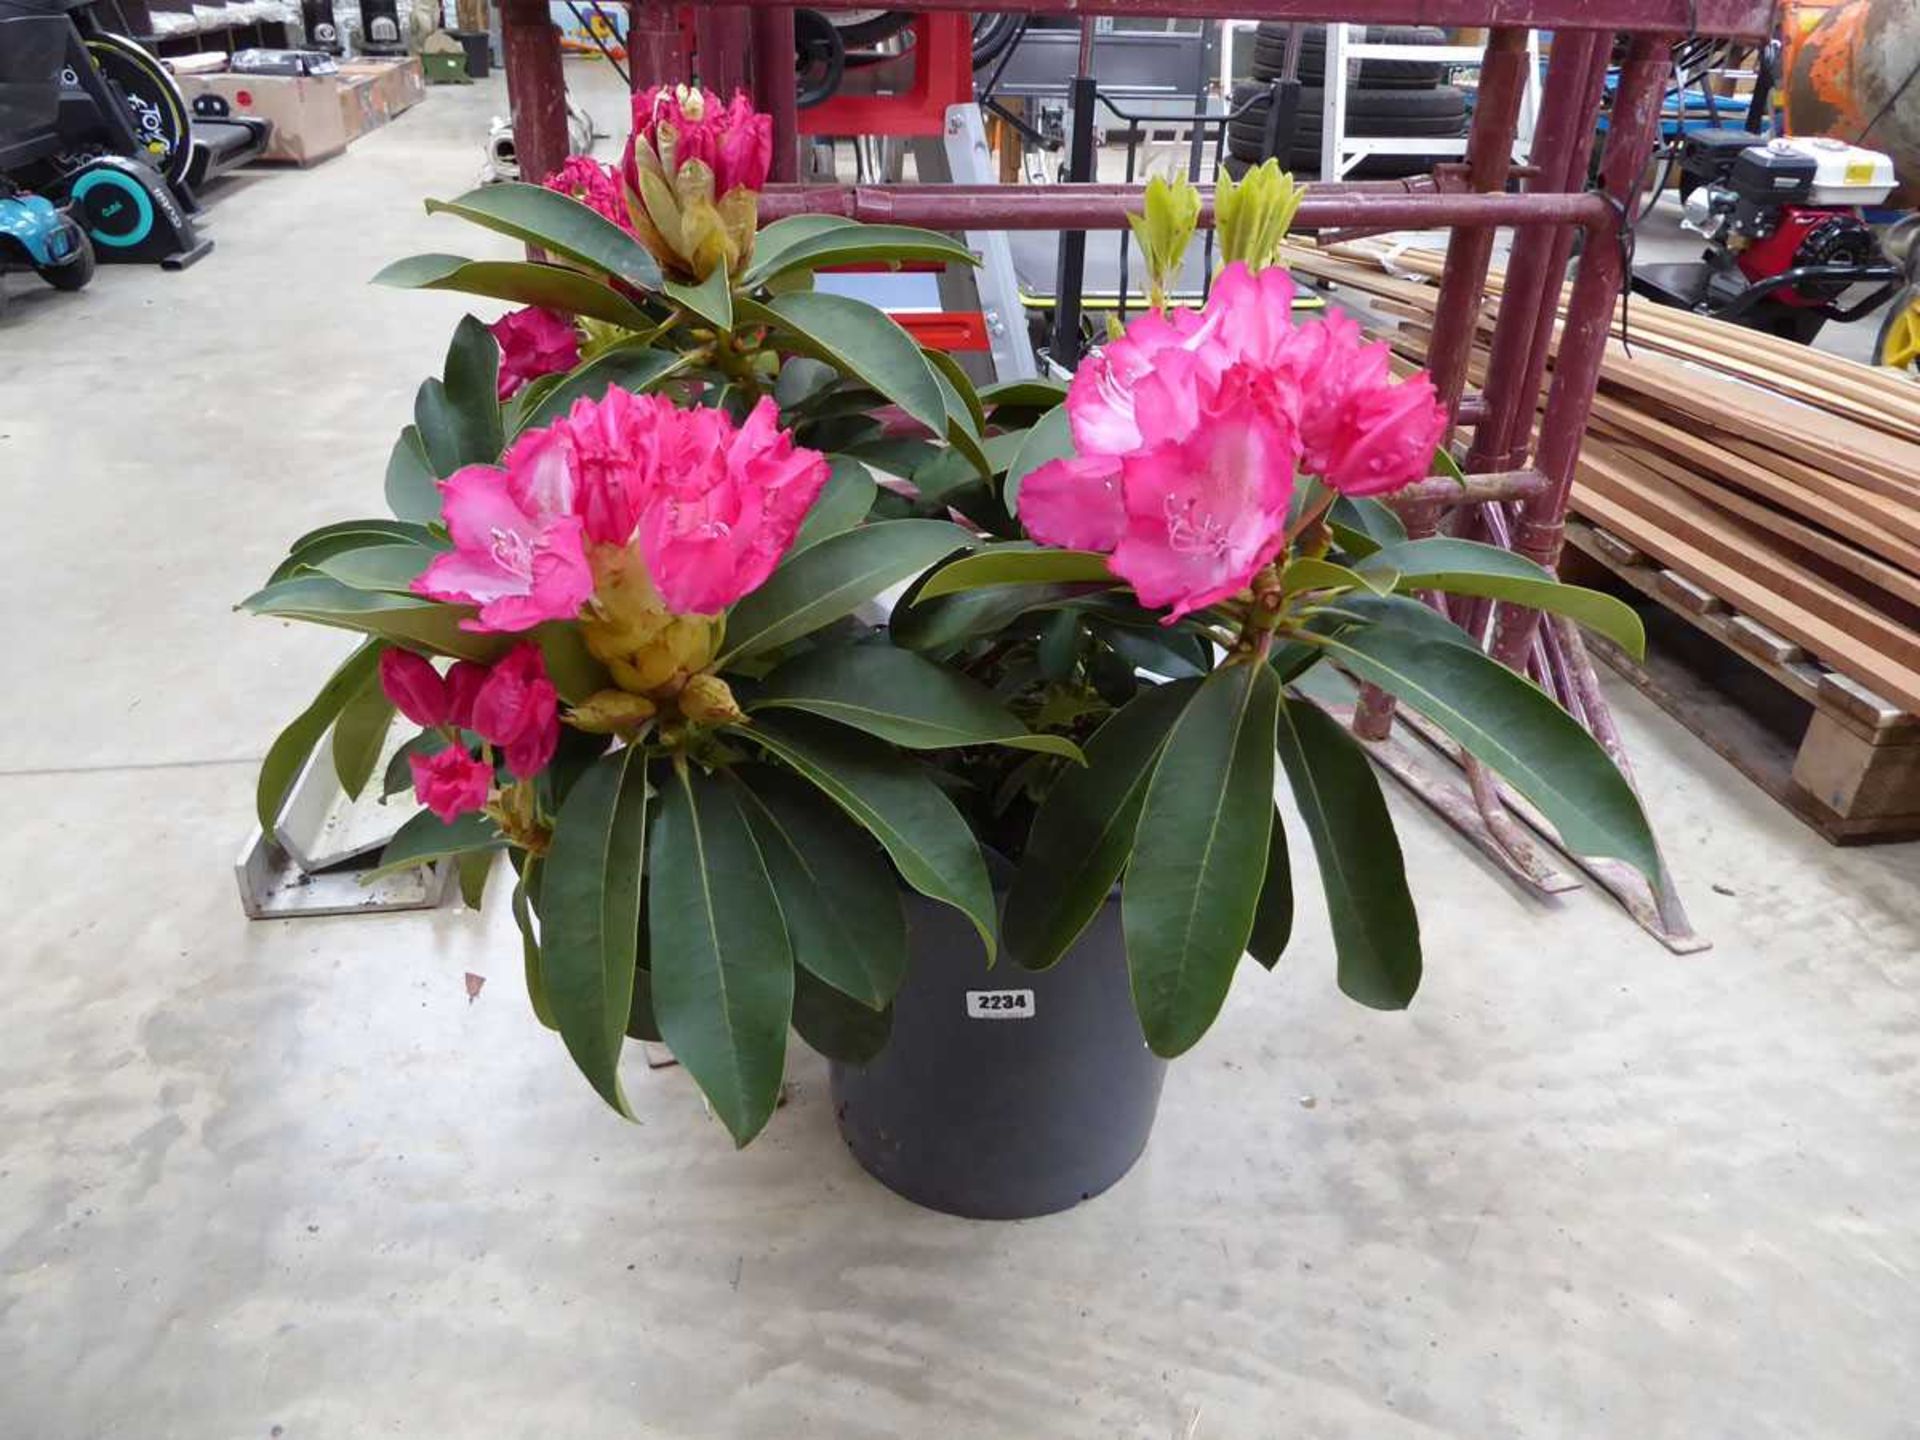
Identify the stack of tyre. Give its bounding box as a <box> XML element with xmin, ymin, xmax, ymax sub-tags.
<box><xmin>1226</xmin><ymin>24</ymin><xmax>1468</xmax><ymax>179</ymax></box>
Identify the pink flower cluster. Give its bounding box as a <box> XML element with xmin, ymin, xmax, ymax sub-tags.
<box><xmin>629</xmin><ymin>85</ymin><xmax>773</xmax><ymax>197</ymax></box>
<box><xmin>1020</xmin><ymin>263</ymin><xmax>1448</xmax><ymax>620</ymax></box>
<box><xmin>381</xmin><ymin>645</ymin><xmax>560</xmax><ymax>821</ymax></box>
<box><xmin>490</xmin><ymin>308</ymin><xmax>581</xmax><ymax>401</ymax></box>
<box><xmin>413</xmin><ymin>388</ymin><xmax>830</xmax><ymax>628</ymax></box>
<box><xmin>542</xmin><ymin>154</ymin><xmax>631</xmax><ymax>230</ymax></box>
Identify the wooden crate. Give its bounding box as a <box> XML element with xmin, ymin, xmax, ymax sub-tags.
<box><xmin>1566</xmin><ymin>519</ymin><xmax>1920</xmax><ymax>845</ymax></box>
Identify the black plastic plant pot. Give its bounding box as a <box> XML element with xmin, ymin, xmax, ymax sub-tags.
<box><xmin>829</xmin><ymin>890</ymin><xmax>1167</xmax><ymax>1220</ymax></box>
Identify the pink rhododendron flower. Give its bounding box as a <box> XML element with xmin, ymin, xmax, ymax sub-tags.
<box><xmin>380</xmin><ymin>650</ymin><xmax>449</xmax><ymax>727</ymax></box>
<box><xmin>542</xmin><ymin>154</ymin><xmax>630</xmax><ymax>230</ymax></box>
<box><xmin>630</xmin><ymin>85</ymin><xmax>772</xmax><ymax>196</ymax></box>
<box><xmin>413</xmin><ymin>465</ymin><xmax>596</xmax><ymax>633</ymax></box>
<box><xmin>445</xmin><ymin>660</ymin><xmax>489</xmax><ymax>729</ymax></box>
<box><xmin>488</xmin><ymin>387</ymin><xmax>829</xmax><ymax>616</ymax></box>
<box><xmin>469</xmin><ymin>643</ymin><xmax>561</xmax><ymax>780</ymax></box>
<box><xmin>490</xmin><ymin>308</ymin><xmax>581</xmax><ymax>401</ymax></box>
<box><xmin>410</xmin><ymin>747</ymin><xmax>493</xmax><ymax>822</ymax></box>
<box><xmin>1020</xmin><ymin>262</ymin><xmax>1445</xmax><ymax>618</ymax></box>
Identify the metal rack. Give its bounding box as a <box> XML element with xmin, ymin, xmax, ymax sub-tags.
<box><xmin>495</xmin><ymin>0</ymin><xmax>1775</xmax><ymax>949</ymax></box>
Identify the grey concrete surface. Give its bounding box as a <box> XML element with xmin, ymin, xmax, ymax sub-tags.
<box><xmin>4</xmin><ymin>62</ymin><xmax>1920</xmax><ymax>1440</ymax></box>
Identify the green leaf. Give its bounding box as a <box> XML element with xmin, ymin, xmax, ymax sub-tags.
<box><xmin>747</xmin><ymin>716</ymin><xmax>997</xmax><ymax>961</ymax></box>
<box><xmin>790</xmin><ymin>966</ymin><xmax>893</xmax><ymax>1064</ymax></box>
<box><xmin>330</xmin><ymin>669</ymin><xmax>394</xmax><ymax>800</ymax></box>
<box><xmin>255</xmin><ymin>640</ymin><xmax>383</xmax><ymax>832</ymax></box>
<box><xmin>444</xmin><ymin>314</ymin><xmax>504</xmax><ymax>464</ymax></box>
<box><xmin>423</xmin><ymin>183</ymin><xmax>664</xmax><ymax>290</ymax></box>
<box><xmin>745</xmin><ymin>291</ymin><xmax>946</xmax><ymax>435</ymax></box>
<box><xmin>1004</xmin><ymin>680</ymin><xmax>1197</xmax><ymax>972</ymax></box>
<box><xmin>1096</xmin><ymin>623</ymin><xmax>1210</xmax><ymax>680</ymax></box>
<box><xmin>648</xmin><ymin>764</ymin><xmax>793</xmax><ymax>1146</ymax></box>
<box><xmin>1272</xmin><ymin>697</ymin><xmax>1418</xmax><ymax>1005</ymax></box>
<box><xmin>920</xmin><ymin>346</ymin><xmax>988</xmax><ymax>433</ymax></box>
<box><xmin>1361</xmin><ymin>537</ymin><xmax>1646</xmax><ymax>659</ymax></box>
<box><xmin>1318</xmin><ymin>591</ymin><xmax>1480</xmax><ymax>651</ymax></box>
<box><xmin>457</xmin><ymin>846</ymin><xmax>499</xmax><ymax>910</ymax></box>
<box><xmin>664</xmin><ymin>265</ymin><xmax>734</xmax><ymax>332</ymax></box>
<box><xmin>1003</xmin><ymin>404</ymin><xmax>1073</xmax><ymax>515</ymax></box>
<box><xmin>512</xmin><ymin>856</ymin><xmax>557</xmax><ymax>1030</ymax></box>
<box><xmin>384</xmin><ymin>426</ymin><xmax>441</xmax><ymax>523</ymax></box>
<box><xmin>754</xmin><ymin>644</ymin><xmax>1082</xmax><ymax>758</ymax></box>
<box><xmin>1321</xmin><ymin>627</ymin><xmax>1660</xmax><ymax>879</ymax></box>
<box><xmin>1282</xmin><ymin>557</ymin><xmax>1368</xmax><ymax>596</ymax></box>
<box><xmin>980</xmin><ymin>378</ymin><xmax>1069</xmax><ymax>411</ymax></box>
<box><xmin>382</xmin><ymin>728</ymin><xmax>445</xmax><ymax>797</ymax></box>
<box><xmin>513</xmin><ymin>344</ymin><xmax>689</xmax><ymax>434</ymax></box>
<box><xmin>1123</xmin><ymin>662</ymin><xmax>1281</xmax><ymax>1057</ymax></box>
<box><xmin>626</xmin><ymin>965</ymin><xmax>661</xmax><ymax>1042</ymax></box>
<box><xmin>311</xmin><ymin>543</ymin><xmax>434</xmax><ymax>593</ymax></box>
<box><xmin>1245</xmin><ymin>808</ymin><xmax>1293</xmax><ymax>970</ymax></box>
<box><xmin>915</xmin><ymin>543</ymin><xmax>1114</xmax><ymax>600</ymax></box>
<box><xmin>792</xmin><ymin>456</ymin><xmax>878</xmax><ymax>553</ymax></box>
<box><xmin>241</xmin><ymin>577</ymin><xmax>506</xmax><ymax>662</ymax></box>
<box><xmin>541</xmin><ymin>745</ymin><xmax>650</xmax><ymax>1117</ymax></box>
<box><xmin>361</xmin><ymin>808</ymin><xmax>501</xmax><ymax>884</ymax></box>
<box><xmin>892</xmin><ymin>575</ymin><xmax>1101</xmax><ymax>657</ymax></box>
<box><xmin>746</xmin><ymin>214</ymin><xmax>859</xmax><ymax>280</ymax></box>
<box><xmin>717</xmin><ymin>520</ymin><xmax>971</xmax><ymax>666</ymax></box>
<box><xmin>745</xmin><ymin>223</ymin><xmax>977</xmax><ymax>286</ymax></box>
<box><xmin>731</xmin><ymin>767</ymin><xmax>907</xmax><ymax>1008</ymax></box>
<box><xmin>375</xmin><ymin>253</ymin><xmax>653</xmax><ymax>330</ymax></box>
<box><xmin>533</xmin><ymin>623</ymin><xmax>611</xmax><ymax>705</ymax></box>
<box><xmin>925</xmin><ymin>362</ymin><xmax>993</xmax><ymax>479</ymax></box>
<box><xmin>1327</xmin><ymin>495</ymin><xmax>1408</xmax><ymax>558</ymax></box>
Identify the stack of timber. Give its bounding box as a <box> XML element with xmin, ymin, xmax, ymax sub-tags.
<box><xmin>1284</xmin><ymin>239</ymin><xmax>1920</xmax><ymax>842</ymax></box>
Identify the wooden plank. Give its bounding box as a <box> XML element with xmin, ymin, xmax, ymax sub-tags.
<box><xmin>1790</xmin><ymin>714</ymin><xmax>1920</xmax><ymax>821</ymax></box>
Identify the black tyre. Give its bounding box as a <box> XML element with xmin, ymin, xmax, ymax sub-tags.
<box><xmin>84</xmin><ymin>33</ymin><xmax>192</xmax><ymax>188</ymax></box>
<box><xmin>1227</xmin><ymin>82</ymin><xmax>1468</xmax><ymax>163</ymax></box>
<box><xmin>826</xmin><ymin>9</ymin><xmax>914</xmax><ymax>49</ymax></box>
<box><xmin>37</xmin><ymin>223</ymin><xmax>95</xmax><ymax>291</ymax></box>
<box><xmin>1222</xmin><ymin>150</ymin><xmax>1441</xmax><ymax>183</ymax></box>
<box><xmin>1249</xmin><ymin>24</ymin><xmax>1449</xmax><ymax>87</ymax></box>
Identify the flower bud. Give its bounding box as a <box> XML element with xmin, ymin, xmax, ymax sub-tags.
<box><xmin>1214</xmin><ymin>160</ymin><xmax>1306</xmax><ymax>274</ymax></box>
<box><xmin>567</xmin><ymin>689</ymin><xmax>659</xmax><ymax>734</ymax></box>
<box><xmin>380</xmin><ymin>650</ymin><xmax>449</xmax><ymax>727</ymax></box>
<box><xmin>677</xmin><ymin>674</ymin><xmax>744</xmax><ymax>727</ymax></box>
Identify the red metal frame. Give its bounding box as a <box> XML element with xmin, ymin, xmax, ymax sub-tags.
<box><xmin>798</xmin><ymin>12</ymin><xmax>975</xmax><ymax>138</ymax></box>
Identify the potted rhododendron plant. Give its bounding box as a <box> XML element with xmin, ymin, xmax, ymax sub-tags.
<box><xmin>246</xmin><ymin>88</ymin><xmax>1657</xmax><ymax>1218</ymax></box>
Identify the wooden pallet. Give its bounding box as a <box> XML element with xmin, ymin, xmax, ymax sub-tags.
<box><xmin>1566</xmin><ymin>519</ymin><xmax>1920</xmax><ymax>845</ymax></box>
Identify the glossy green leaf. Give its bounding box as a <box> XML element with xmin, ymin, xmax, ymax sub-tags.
<box><xmin>746</xmin><ymin>291</ymin><xmax>946</xmax><ymax>435</ymax></box>
<box><xmin>648</xmin><ymin>764</ymin><xmax>793</xmax><ymax>1147</ymax></box>
<box><xmin>748</xmin><ymin>716</ymin><xmax>997</xmax><ymax>961</ymax></box>
<box><xmin>457</xmin><ymin>846</ymin><xmax>499</xmax><ymax>910</ymax></box>
<box><xmin>746</xmin><ymin>223</ymin><xmax>976</xmax><ymax>286</ymax></box>
<box><xmin>382</xmin><ymin>729</ymin><xmax>445</xmax><ymax>798</ymax></box>
<box><xmin>1327</xmin><ymin>495</ymin><xmax>1408</xmax><ymax>558</ymax></box>
<box><xmin>1004</xmin><ymin>680</ymin><xmax>1198</xmax><ymax>972</ymax></box>
<box><xmin>541</xmin><ymin>745</ymin><xmax>650</xmax><ymax>1117</ymax></box>
<box><xmin>717</xmin><ymin>520</ymin><xmax>972</xmax><ymax>666</ymax></box>
<box><xmin>626</xmin><ymin>964</ymin><xmax>661</xmax><ymax>1042</ymax></box>
<box><xmin>925</xmin><ymin>362</ymin><xmax>993</xmax><ymax>479</ymax></box>
<box><xmin>444</xmin><ymin>314</ymin><xmax>504</xmax><ymax>462</ymax></box>
<box><xmin>330</xmin><ymin>668</ymin><xmax>394</xmax><ymax>800</ymax></box>
<box><xmin>891</xmin><ymin>575</ymin><xmax>1100</xmax><ymax>657</ymax></box>
<box><xmin>1321</xmin><ymin>626</ymin><xmax>1660</xmax><ymax>879</ymax></box>
<box><xmin>311</xmin><ymin>543</ymin><xmax>434</xmax><ymax>593</ymax></box>
<box><xmin>1123</xmin><ymin>662</ymin><xmax>1281</xmax><ymax>1057</ymax></box>
<box><xmin>747</xmin><ymin>214</ymin><xmax>859</xmax><ymax>280</ymax></box>
<box><xmin>512</xmin><ymin>855</ymin><xmax>557</xmax><ymax>1030</ymax></box>
<box><xmin>980</xmin><ymin>378</ymin><xmax>1069</xmax><ymax>411</ymax></box>
<box><xmin>384</xmin><ymin>426</ymin><xmax>441</xmax><ymax>523</ymax></box>
<box><xmin>790</xmin><ymin>966</ymin><xmax>893</xmax><ymax>1064</ymax></box>
<box><xmin>664</xmin><ymin>265</ymin><xmax>734</xmax><ymax>332</ymax></box>
<box><xmin>732</xmin><ymin>766</ymin><xmax>907</xmax><ymax>1008</ymax></box>
<box><xmin>1361</xmin><ymin>537</ymin><xmax>1646</xmax><ymax>659</ymax></box>
<box><xmin>361</xmin><ymin>808</ymin><xmax>501</xmax><ymax>884</ymax></box>
<box><xmin>921</xmin><ymin>346</ymin><xmax>988</xmax><ymax>433</ymax></box>
<box><xmin>1316</xmin><ymin>591</ymin><xmax>1480</xmax><ymax>650</ymax></box>
<box><xmin>241</xmin><ymin>576</ymin><xmax>506</xmax><ymax>661</ymax></box>
<box><xmin>1273</xmin><ymin>696</ymin><xmax>1419</xmax><ymax>1006</ymax></box>
<box><xmin>1282</xmin><ymin>557</ymin><xmax>1368</xmax><ymax>595</ymax></box>
<box><xmin>513</xmin><ymin>344</ymin><xmax>689</xmax><ymax>434</ymax></box>
<box><xmin>915</xmin><ymin>544</ymin><xmax>1114</xmax><ymax>600</ymax></box>
<box><xmin>255</xmin><ymin>640</ymin><xmax>383</xmax><ymax>832</ymax></box>
<box><xmin>375</xmin><ymin>253</ymin><xmax>653</xmax><ymax>331</ymax></box>
<box><xmin>754</xmin><ymin>644</ymin><xmax>1082</xmax><ymax>758</ymax></box>
<box><xmin>792</xmin><ymin>456</ymin><xmax>878</xmax><ymax>553</ymax></box>
<box><xmin>1245</xmin><ymin>807</ymin><xmax>1293</xmax><ymax>969</ymax></box>
<box><xmin>533</xmin><ymin>623</ymin><xmax>611</xmax><ymax>705</ymax></box>
<box><xmin>1002</xmin><ymin>404</ymin><xmax>1073</xmax><ymax>515</ymax></box>
<box><xmin>1096</xmin><ymin>623</ymin><xmax>1210</xmax><ymax>680</ymax></box>
<box><xmin>423</xmin><ymin>183</ymin><xmax>664</xmax><ymax>290</ymax></box>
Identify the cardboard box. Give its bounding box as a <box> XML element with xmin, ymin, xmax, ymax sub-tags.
<box><xmin>178</xmin><ymin>72</ymin><xmax>349</xmax><ymax>166</ymax></box>
<box><xmin>337</xmin><ymin>57</ymin><xmax>425</xmax><ymax>123</ymax></box>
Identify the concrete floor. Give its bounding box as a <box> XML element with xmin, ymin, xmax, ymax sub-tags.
<box><xmin>4</xmin><ymin>62</ymin><xmax>1920</xmax><ymax>1440</ymax></box>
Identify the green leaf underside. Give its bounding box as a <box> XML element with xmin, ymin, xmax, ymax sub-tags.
<box><xmin>311</xmin><ymin>543</ymin><xmax>435</xmax><ymax>593</ymax></box>
<box><xmin>746</xmin><ymin>716</ymin><xmax>998</xmax><ymax>962</ymax></box>
<box><xmin>423</xmin><ymin>183</ymin><xmax>663</xmax><ymax>290</ymax></box>
<box><xmin>330</xmin><ymin>669</ymin><xmax>394</xmax><ymax>800</ymax></box>
<box><xmin>541</xmin><ymin>746</ymin><xmax>649</xmax><ymax>1118</ymax></box>
<box><xmin>731</xmin><ymin>767</ymin><xmax>907</xmax><ymax>1008</ymax></box>
<box><xmin>649</xmin><ymin>765</ymin><xmax>793</xmax><ymax>1147</ymax></box>
<box><xmin>384</xmin><ymin>427</ymin><xmax>441</xmax><ymax>523</ymax></box>
<box><xmin>914</xmin><ymin>545</ymin><xmax>1115</xmax><ymax>600</ymax></box>
<box><xmin>1246</xmin><ymin>806</ymin><xmax>1293</xmax><ymax>970</ymax></box>
<box><xmin>755</xmin><ymin>644</ymin><xmax>1081</xmax><ymax>758</ymax></box>
<box><xmin>1273</xmin><ymin>696</ymin><xmax>1420</xmax><ymax>1006</ymax></box>
<box><xmin>1362</xmin><ymin>537</ymin><xmax>1645</xmax><ymax>659</ymax></box>
<box><xmin>361</xmin><ymin>808</ymin><xmax>501</xmax><ymax>884</ymax></box>
<box><xmin>1123</xmin><ymin>663</ymin><xmax>1281</xmax><ymax>1057</ymax></box>
<box><xmin>375</xmin><ymin>253</ymin><xmax>652</xmax><ymax>330</ymax></box>
<box><xmin>1004</xmin><ymin>679</ymin><xmax>1199</xmax><ymax>972</ymax></box>
<box><xmin>256</xmin><ymin>640</ymin><xmax>384</xmax><ymax>833</ymax></box>
<box><xmin>457</xmin><ymin>847</ymin><xmax>498</xmax><ymax>909</ymax></box>
<box><xmin>717</xmin><ymin>520</ymin><xmax>972</xmax><ymax>666</ymax></box>
<box><xmin>1322</xmin><ymin>628</ymin><xmax>1661</xmax><ymax>879</ymax></box>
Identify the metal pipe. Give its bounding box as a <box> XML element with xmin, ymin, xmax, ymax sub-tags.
<box><xmin>500</xmin><ymin>0</ymin><xmax>570</xmax><ymax>188</ymax></box>
<box><xmin>626</xmin><ymin>0</ymin><xmax>690</xmax><ymax>88</ymax></box>
<box><xmin>694</xmin><ymin>5</ymin><xmax>754</xmax><ymax>93</ymax></box>
<box><xmin>1051</xmin><ymin>62</ymin><xmax>1101</xmax><ymax>366</ymax></box>
<box><xmin>1385</xmin><ymin>468</ymin><xmax>1547</xmax><ymax>513</ymax></box>
<box><xmin>748</xmin><ymin>5</ymin><xmax>798</xmax><ymax>181</ymax></box>
<box><xmin>757</xmin><ymin>185</ymin><xmax>1616</xmax><ymax>231</ymax></box>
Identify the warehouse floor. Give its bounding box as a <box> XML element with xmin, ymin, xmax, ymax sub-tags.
<box><xmin>3</xmin><ymin>63</ymin><xmax>1919</xmax><ymax>1440</ymax></box>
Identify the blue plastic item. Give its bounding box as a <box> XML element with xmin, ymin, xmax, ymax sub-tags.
<box><xmin>0</xmin><ymin>188</ymin><xmax>77</xmax><ymax>266</ymax></box>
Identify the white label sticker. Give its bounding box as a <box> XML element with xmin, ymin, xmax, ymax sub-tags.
<box><xmin>966</xmin><ymin>989</ymin><xmax>1036</xmax><ymax>1019</ymax></box>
